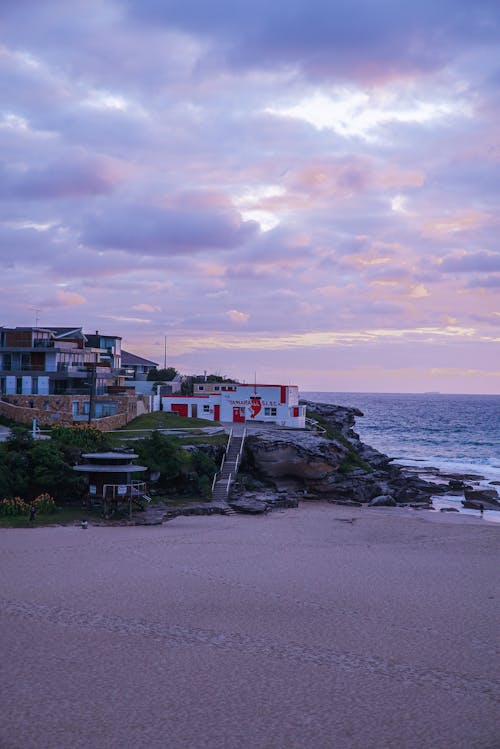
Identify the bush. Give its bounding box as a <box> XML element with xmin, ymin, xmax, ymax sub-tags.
<box><xmin>0</xmin><ymin>493</ymin><xmax>57</xmax><ymax>516</ymax></box>
<box><xmin>33</xmin><ymin>492</ymin><xmax>57</xmax><ymax>514</ymax></box>
<box><xmin>0</xmin><ymin>497</ymin><xmax>29</xmax><ymax>516</ymax></box>
<box><xmin>51</xmin><ymin>425</ymin><xmax>111</xmax><ymax>452</ymax></box>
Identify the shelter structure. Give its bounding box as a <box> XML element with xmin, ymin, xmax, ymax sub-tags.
<box><xmin>73</xmin><ymin>451</ymin><xmax>148</xmax><ymax>518</ymax></box>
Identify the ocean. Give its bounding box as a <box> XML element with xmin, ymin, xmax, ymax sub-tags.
<box><xmin>303</xmin><ymin>392</ymin><xmax>500</xmax><ymax>521</ymax></box>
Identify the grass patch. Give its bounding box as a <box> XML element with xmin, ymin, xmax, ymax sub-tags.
<box><xmin>176</xmin><ymin>434</ymin><xmax>228</xmax><ymax>447</ymax></box>
<box><xmin>116</xmin><ymin>412</ymin><xmax>221</xmax><ymax>431</ymax></box>
<box><xmin>0</xmin><ymin>506</ymin><xmax>90</xmax><ymax>528</ymax></box>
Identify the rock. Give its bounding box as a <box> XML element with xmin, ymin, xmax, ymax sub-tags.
<box><xmin>328</xmin><ymin>499</ymin><xmax>363</xmax><ymax>507</ymax></box>
<box><xmin>462</xmin><ymin>486</ymin><xmax>500</xmax><ymax>511</ymax></box>
<box><xmin>462</xmin><ymin>499</ymin><xmax>500</xmax><ymax>512</ymax></box>
<box><xmin>208</xmin><ymin>399</ymin><xmax>455</xmax><ymax>514</ymax></box>
<box><xmin>229</xmin><ymin>498</ymin><xmax>270</xmax><ymax>514</ymax></box>
<box><xmin>440</xmin><ymin>507</ymin><xmax>459</xmax><ymax>512</ymax></box>
<box><xmin>368</xmin><ymin>495</ymin><xmax>396</xmax><ymax>507</ymax></box>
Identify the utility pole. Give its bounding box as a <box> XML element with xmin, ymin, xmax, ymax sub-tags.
<box><xmin>164</xmin><ymin>336</ymin><xmax>167</xmax><ymax>370</ymax></box>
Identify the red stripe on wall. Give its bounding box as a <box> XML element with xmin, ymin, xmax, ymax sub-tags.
<box><xmin>280</xmin><ymin>386</ymin><xmax>287</xmax><ymax>404</ymax></box>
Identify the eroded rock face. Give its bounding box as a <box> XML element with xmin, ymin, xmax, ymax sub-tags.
<box><xmin>247</xmin><ymin>435</ymin><xmax>347</xmax><ymax>480</ymax></box>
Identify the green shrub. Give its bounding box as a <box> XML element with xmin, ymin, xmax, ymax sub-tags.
<box><xmin>51</xmin><ymin>425</ymin><xmax>111</xmax><ymax>451</ymax></box>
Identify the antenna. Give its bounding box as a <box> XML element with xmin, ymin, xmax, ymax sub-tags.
<box><xmin>163</xmin><ymin>336</ymin><xmax>167</xmax><ymax>369</ymax></box>
<box><xmin>31</xmin><ymin>307</ymin><xmax>41</xmax><ymax>329</ymax></box>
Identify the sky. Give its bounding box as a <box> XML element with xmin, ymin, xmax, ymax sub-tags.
<box><xmin>1</xmin><ymin>0</ymin><xmax>499</xmax><ymax>393</ymax></box>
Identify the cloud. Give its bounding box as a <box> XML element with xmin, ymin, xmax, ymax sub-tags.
<box><xmin>227</xmin><ymin>309</ymin><xmax>250</xmax><ymax>324</ymax></box>
<box><xmin>38</xmin><ymin>289</ymin><xmax>86</xmax><ymax>307</ymax></box>
<box><xmin>132</xmin><ymin>303</ymin><xmax>161</xmax><ymax>312</ymax></box>
<box><xmin>1</xmin><ymin>0</ymin><xmax>499</xmax><ymax>393</ymax></box>
<box><xmin>440</xmin><ymin>251</ymin><xmax>500</xmax><ymax>272</ymax></box>
<box><xmin>0</xmin><ymin>157</ymin><xmax>122</xmax><ymax>200</ymax></box>
<box><xmin>82</xmin><ymin>198</ymin><xmax>259</xmax><ymax>254</ymax></box>
<box><xmin>126</xmin><ymin>0</ymin><xmax>500</xmax><ymax>83</ymax></box>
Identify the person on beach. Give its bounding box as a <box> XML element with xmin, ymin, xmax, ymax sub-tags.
<box><xmin>28</xmin><ymin>504</ymin><xmax>37</xmax><ymax>525</ymax></box>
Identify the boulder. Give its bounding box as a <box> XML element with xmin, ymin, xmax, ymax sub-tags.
<box><xmin>229</xmin><ymin>498</ymin><xmax>270</xmax><ymax>514</ymax></box>
<box><xmin>368</xmin><ymin>495</ymin><xmax>396</xmax><ymax>507</ymax></box>
<box><xmin>464</xmin><ymin>488</ymin><xmax>498</xmax><ymax>500</ymax></box>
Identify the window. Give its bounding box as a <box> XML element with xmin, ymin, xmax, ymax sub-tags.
<box><xmin>203</xmin><ymin>405</ymin><xmax>210</xmax><ymax>413</ymax></box>
<box><xmin>198</xmin><ymin>385</ymin><xmax>204</xmax><ymax>391</ymax></box>
<box><xmin>94</xmin><ymin>402</ymin><xmax>118</xmax><ymax>418</ymax></box>
<box><xmin>265</xmin><ymin>407</ymin><xmax>277</xmax><ymax>416</ymax></box>
<box><xmin>215</xmin><ymin>386</ymin><xmax>220</xmax><ymax>391</ymax></box>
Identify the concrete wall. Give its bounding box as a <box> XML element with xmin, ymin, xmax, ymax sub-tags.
<box><xmin>0</xmin><ymin>393</ymin><xmax>150</xmax><ymax>431</ymax></box>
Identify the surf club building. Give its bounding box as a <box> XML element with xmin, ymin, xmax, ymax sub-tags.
<box><xmin>161</xmin><ymin>382</ymin><xmax>306</xmax><ymax>428</ymax></box>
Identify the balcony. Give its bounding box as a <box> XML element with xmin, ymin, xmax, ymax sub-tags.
<box><xmin>1</xmin><ymin>363</ymin><xmax>47</xmax><ymax>372</ymax></box>
<box><xmin>33</xmin><ymin>340</ymin><xmax>55</xmax><ymax>348</ymax></box>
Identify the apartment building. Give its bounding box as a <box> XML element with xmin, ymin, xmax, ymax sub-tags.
<box><xmin>0</xmin><ymin>326</ymin><xmax>145</xmax><ymax>428</ymax></box>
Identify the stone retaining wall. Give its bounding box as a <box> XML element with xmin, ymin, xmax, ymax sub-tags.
<box><xmin>0</xmin><ymin>394</ymin><xmax>149</xmax><ymax>430</ymax></box>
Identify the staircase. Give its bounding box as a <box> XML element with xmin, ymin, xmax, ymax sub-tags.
<box><xmin>212</xmin><ymin>429</ymin><xmax>246</xmax><ymax>503</ymax></box>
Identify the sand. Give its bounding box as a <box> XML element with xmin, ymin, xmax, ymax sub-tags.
<box><xmin>0</xmin><ymin>504</ymin><xmax>498</xmax><ymax>749</ymax></box>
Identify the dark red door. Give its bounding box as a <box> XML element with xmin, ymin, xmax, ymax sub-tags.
<box><xmin>172</xmin><ymin>403</ymin><xmax>188</xmax><ymax>417</ymax></box>
<box><xmin>214</xmin><ymin>405</ymin><xmax>220</xmax><ymax>421</ymax></box>
<box><xmin>233</xmin><ymin>406</ymin><xmax>245</xmax><ymax>423</ymax></box>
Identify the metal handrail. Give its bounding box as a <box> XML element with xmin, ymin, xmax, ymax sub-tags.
<box><xmin>102</xmin><ymin>481</ymin><xmax>147</xmax><ymax>500</ymax></box>
<box><xmin>306</xmin><ymin>417</ymin><xmax>326</xmax><ymax>434</ymax></box>
<box><xmin>212</xmin><ymin>428</ymin><xmax>233</xmax><ymax>495</ymax></box>
<box><xmin>225</xmin><ymin>428</ymin><xmax>233</xmax><ymax>456</ymax></box>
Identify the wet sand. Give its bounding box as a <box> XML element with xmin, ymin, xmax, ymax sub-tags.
<box><xmin>1</xmin><ymin>504</ymin><xmax>499</xmax><ymax>749</ymax></box>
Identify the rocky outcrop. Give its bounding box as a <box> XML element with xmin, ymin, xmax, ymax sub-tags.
<box><xmin>462</xmin><ymin>489</ymin><xmax>500</xmax><ymax>511</ymax></box>
<box><xmin>231</xmin><ymin>400</ymin><xmax>474</xmax><ymax>509</ymax></box>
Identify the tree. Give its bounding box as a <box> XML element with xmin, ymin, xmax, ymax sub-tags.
<box><xmin>0</xmin><ymin>430</ymin><xmax>82</xmax><ymax>503</ymax></box>
<box><xmin>133</xmin><ymin>432</ymin><xmax>187</xmax><ymax>494</ymax></box>
<box><xmin>51</xmin><ymin>426</ymin><xmax>112</xmax><ymax>452</ymax></box>
<box><xmin>147</xmin><ymin>367</ymin><xmax>178</xmax><ymax>382</ymax></box>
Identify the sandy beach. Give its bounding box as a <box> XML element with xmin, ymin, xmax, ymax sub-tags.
<box><xmin>1</xmin><ymin>504</ymin><xmax>498</xmax><ymax>749</ymax></box>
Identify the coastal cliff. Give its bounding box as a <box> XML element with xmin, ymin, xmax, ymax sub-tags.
<box><xmin>230</xmin><ymin>400</ymin><xmax>454</xmax><ymax>512</ymax></box>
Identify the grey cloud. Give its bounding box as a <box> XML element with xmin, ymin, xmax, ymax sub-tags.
<box><xmin>440</xmin><ymin>251</ymin><xmax>500</xmax><ymax>272</ymax></box>
<box><xmin>0</xmin><ymin>159</ymin><xmax>119</xmax><ymax>200</ymax></box>
<box><xmin>126</xmin><ymin>0</ymin><xmax>500</xmax><ymax>82</ymax></box>
<box><xmin>82</xmin><ymin>201</ymin><xmax>259</xmax><ymax>254</ymax></box>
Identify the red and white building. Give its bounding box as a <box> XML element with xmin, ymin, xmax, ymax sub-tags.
<box><xmin>161</xmin><ymin>382</ymin><xmax>306</xmax><ymax>428</ymax></box>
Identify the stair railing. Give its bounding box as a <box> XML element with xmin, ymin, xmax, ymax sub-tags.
<box><xmin>212</xmin><ymin>429</ymin><xmax>233</xmax><ymax>495</ymax></box>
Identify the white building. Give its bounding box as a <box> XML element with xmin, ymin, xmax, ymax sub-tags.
<box><xmin>161</xmin><ymin>382</ymin><xmax>306</xmax><ymax>428</ymax></box>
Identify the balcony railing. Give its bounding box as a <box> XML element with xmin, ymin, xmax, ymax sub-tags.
<box><xmin>33</xmin><ymin>340</ymin><xmax>55</xmax><ymax>348</ymax></box>
<box><xmin>1</xmin><ymin>363</ymin><xmax>47</xmax><ymax>372</ymax></box>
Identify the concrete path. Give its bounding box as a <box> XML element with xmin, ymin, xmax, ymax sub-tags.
<box><xmin>0</xmin><ymin>425</ymin><xmax>10</xmax><ymax>441</ymax></box>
